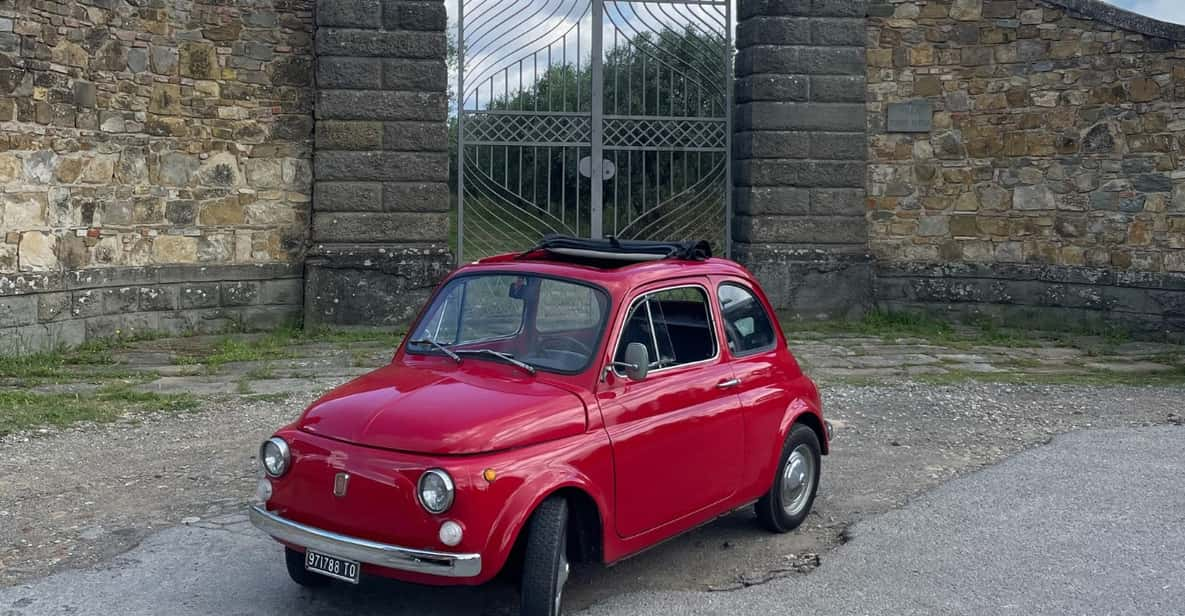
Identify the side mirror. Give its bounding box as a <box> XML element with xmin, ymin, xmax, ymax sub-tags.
<box><xmin>620</xmin><ymin>342</ymin><xmax>650</xmax><ymax>381</ymax></box>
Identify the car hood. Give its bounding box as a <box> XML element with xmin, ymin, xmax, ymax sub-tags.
<box><xmin>297</xmin><ymin>361</ymin><xmax>587</xmax><ymax>455</ymax></box>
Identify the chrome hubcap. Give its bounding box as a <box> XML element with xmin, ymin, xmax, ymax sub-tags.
<box><xmin>780</xmin><ymin>445</ymin><xmax>815</xmax><ymax>516</ymax></box>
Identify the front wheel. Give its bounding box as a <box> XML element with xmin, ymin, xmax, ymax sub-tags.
<box><xmin>520</xmin><ymin>497</ymin><xmax>570</xmax><ymax>616</ymax></box>
<box><xmin>756</xmin><ymin>423</ymin><xmax>821</xmax><ymax>533</ymax></box>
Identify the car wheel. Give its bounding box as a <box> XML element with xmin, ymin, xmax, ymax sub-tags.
<box><xmin>756</xmin><ymin>423</ymin><xmax>821</xmax><ymax>533</ymax></box>
<box><xmin>284</xmin><ymin>548</ymin><xmax>333</xmax><ymax>588</ymax></box>
<box><xmin>520</xmin><ymin>497</ymin><xmax>570</xmax><ymax>616</ymax></box>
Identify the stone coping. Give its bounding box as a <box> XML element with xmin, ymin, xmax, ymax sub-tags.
<box><xmin>879</xmin><ymin>262</ymin><xmax>1185</xmax><ymax>291</ymax></box>
<box><xmin>1042</xmin><ymin>0</ymin><xmax>1185</xmax><ymax>41</ymax></box>
<box><xmin>0</xmin><ymin>263</ymin><xmax>303</xmax><ymax>298</ymax></box>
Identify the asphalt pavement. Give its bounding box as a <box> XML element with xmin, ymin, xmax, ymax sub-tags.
<box><xmin>2</xmin><ymin>425</ymin><xmax>1182</xmax><ymax>615</ymax></box>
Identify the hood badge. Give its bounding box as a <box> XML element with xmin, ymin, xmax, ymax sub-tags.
<box><xmin>333</xmin><ymin>472</ymin><xmax>350</xmax><ymax>498</ymax></box>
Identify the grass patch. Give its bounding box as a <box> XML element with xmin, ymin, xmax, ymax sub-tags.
<box><xmin>819</xmin><ymin>364</ymin><xmax>1185</xmax><ymax>388</ymax></box>
<box><xmin>174</xmin><ymin>325</ymin><xmax>404</xmax><ymax>372</ymax></box>
<box><xmin>0</xmin><ymin>385</ymin><xmax>201</xmax><ymax>436</ymax></box>
<box><xmin>0</xmin><ymin>338</ymin><xmax>147</xmax><ymax>383</ymax></box>
<box><xmin>782</xmin><ymin>309</ymin><xmax>1137</xmax><ymax>353</ymax></box>
<box><xmin>242</xmin><ymin>392</ymin><xmax>291</xmax><ymax>403</ymax></box>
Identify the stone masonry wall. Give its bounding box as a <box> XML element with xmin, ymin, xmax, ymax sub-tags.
<box><xmin>733</xmin><ymin>0</ymin><xmax>873</xmax><ymax>320</ymax></box>
<box><xmin>0</xmin><ymin>0</ymin><xmax>314</xmax><ymax>352</ymax></box>
<box><xmin>304</xmin><ymin>0</ymin><xmax>451</xmax><ymax>327</ymax></box>
<box><xmin>867</xmin><ymin>0</ymin><xmax>1185</xmax><ymax>332</ymax></box>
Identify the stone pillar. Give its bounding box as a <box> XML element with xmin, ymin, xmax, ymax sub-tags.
<box><xmin>305</xmin><ymin>0</ymin><xmax>453</xmax><ymax>327</ymax></box>
<box><xmin>732</xmin><ymin>0</ymin><xmax>871</xmax><ymax>319</ymax></box>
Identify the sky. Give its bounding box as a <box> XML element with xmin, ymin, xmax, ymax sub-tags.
<box><xmin>1104</xmin><ymin>0</ymin><xmax>1185</xmax><ymax>24</ymax></box>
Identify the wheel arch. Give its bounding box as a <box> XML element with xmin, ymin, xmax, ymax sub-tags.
<box><xmin>486</xmin><ymin>473</ymin><xmax>610</xmax><ymax>577</ymax></box>
<box><xmin>792</xmin><ymin>410</ymin><xmax>828</xmax><ymax>455</ymax></box>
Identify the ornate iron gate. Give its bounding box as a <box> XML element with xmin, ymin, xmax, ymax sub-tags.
<box><xmin>457</xmin><ymin>0</ymin><xmax>732</xmax><ymax>262</ymax></box>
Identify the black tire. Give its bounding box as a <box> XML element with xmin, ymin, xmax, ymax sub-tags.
<box><xmin>756</xmin><ymin>423</ymin><xmax>821</xmax><ymax>533</ymax></box>
<box><xmin>520</xmin><ymin>497</ymin><xmax>570</xmax><ymax>616</ymax></box>
<box><xmin>285</xmin><ymin>547</ymin><xmax>333</xmax><ymax>588</ymax></box>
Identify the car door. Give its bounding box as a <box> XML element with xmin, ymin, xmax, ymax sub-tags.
<box><xmin>715</xmin><ymin>278</ymin><xmax>796</xmax><ymax>489</ymax></box>
<box><xmin>596</xmin><ymin>280</ymin><xmax>745</xmax><ymax>538</ymax></box>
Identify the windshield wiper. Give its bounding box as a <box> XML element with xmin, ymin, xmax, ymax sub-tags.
<box><xmin>407</xmin><ymin>338</ymin><xmax>461</xmax><ymax>363</ymax></box>
<box><xmin>455</xmin><ymin>349</ymin><xmax>536</xmax><ymax>375</ymax></box>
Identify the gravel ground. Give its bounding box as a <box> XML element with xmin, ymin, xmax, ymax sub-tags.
<box><xmin>2</xmin><ymin>381</ymin><xmax>1182</xmax><ymax>612</ymax></box>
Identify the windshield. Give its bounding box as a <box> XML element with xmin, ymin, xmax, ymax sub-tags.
<box><xmin>407</xmin><ymin>274</ymin><xmax>610</xmax><ymax>374</ymax></box>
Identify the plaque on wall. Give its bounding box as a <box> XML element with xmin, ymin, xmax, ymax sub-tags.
<box><xmin>886</xmin><ymin>100</ymin><xmax>933</xmax><ymax>133</ymax></box>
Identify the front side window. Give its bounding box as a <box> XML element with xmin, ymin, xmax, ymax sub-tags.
<box><xmin>718</xmin><ymin>283</ymin><xmax>777</xmax><ymax>355</ymax></box>
<box><xmin>409</xmin><ymin>274</ymin><xmax>609</xmax><ymax>373</ymax></box>
<box><xmin>614</xmin><ymin>286</ymin><xmax>716</xmax><ymax>371</ymax></box>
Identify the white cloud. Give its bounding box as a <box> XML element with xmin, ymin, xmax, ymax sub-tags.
<box><xmin>1104</xmin><ymin>0</ymin><xmax>1185</xmax><ymax>24</ymax></box>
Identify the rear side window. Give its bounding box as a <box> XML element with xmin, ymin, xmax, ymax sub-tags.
<box><xmin>615</xmin><ymin>286</ymin><xmax>716</xmax><ymax>370</ymax></box>
<box><xmin>718</xmin><ymin>283</ymin><xmax>777</xmax><ymax>355</ymax></box>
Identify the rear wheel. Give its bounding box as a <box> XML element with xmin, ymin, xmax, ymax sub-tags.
<box><xmin>756</xmin><ymin>423</ymin><xmax>821</xmax><ymax>533</ymax></box>
<box><xmin>285</xmin><ymin>548</ymin><xmax>332</xmax><ymax>588</ymax></box>
<box><xmin>520</xmin><ymin>497</ymin><xmax>570</xmax><ymax>616</ymax></box>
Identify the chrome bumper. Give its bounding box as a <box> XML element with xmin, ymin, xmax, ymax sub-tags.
<box><xmin>249</xmin><ymin>506</ymin><xmax>482</xmax><ymax>578</ymax></box>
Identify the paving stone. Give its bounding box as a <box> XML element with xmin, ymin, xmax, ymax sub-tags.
<box><xmin>1083</xmin><ymin>361</ymin><xmax>1176</xmax><ymax>374</ymax></box>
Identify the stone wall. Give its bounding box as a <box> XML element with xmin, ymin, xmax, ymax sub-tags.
<box><xmin>733</xmin><ymin>0</ymin><xmax>873</xmax><ymax>319</ymax></box>
<box><xmin>304</xmin><ymin>0</ymin><xmax>451</xmax><ymax>327</ymax></box>
<box><xmin>867</xmin><ymin>0</ymin><xmax>1185</xmax><ymax>332</ymax></box>
<box><xmin>0</xmin><ymin>0</ymin><xmax>313</xmax><ymax>352</ymax></box>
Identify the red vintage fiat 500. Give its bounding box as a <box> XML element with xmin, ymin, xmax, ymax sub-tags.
<box><xmin>250</xmin><ymin>237</ymin><xmax>830</xmax><ymax>615</ymax></box>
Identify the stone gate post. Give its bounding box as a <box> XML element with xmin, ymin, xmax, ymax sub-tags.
<box><xmin>732</xmin><ymin>0</ymin><xmax>872</xmax><ymax>319</ymax></box>
<box><xmin>305</xmin><ymin>0</ymin><xmax>453</xmax><ymax>326</ymax></box>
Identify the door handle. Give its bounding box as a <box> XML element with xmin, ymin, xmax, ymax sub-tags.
<box><xmin>716</xmin><ymin>378</ymin><xmax>742</xmax><ymax>389</ymax></box>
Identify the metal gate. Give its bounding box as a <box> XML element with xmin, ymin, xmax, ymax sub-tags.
<box><xmin>457</xmin><ymin>0</ymin><xmax>732</xmax><ymax>262</ymax></box>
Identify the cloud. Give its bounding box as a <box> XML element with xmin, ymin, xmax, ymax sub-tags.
<box><xmin>1104</xmin><ymin>0</ymin><xmax>1185</xmax><ymax>24</ymax></box>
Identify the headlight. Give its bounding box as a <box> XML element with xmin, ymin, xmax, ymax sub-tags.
<box><xmin>260</xmin><ymin>437</ymin><xmax>290</xmax><ymax>477</ymax></box>
<box><xmin>417</xmin><ymin>469</ymin><xmax>455</xmax><ymax>514</ymax></box>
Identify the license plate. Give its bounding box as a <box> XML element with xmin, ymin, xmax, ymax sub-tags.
<box><xmin>305</xmin><ymin>549</ymin><xmax>361</xmax><ymax>584</ymax></box>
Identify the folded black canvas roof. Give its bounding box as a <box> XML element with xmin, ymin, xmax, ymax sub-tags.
<box><xmin>524</xmin><ymin>235</ymin><xmax>712</xmax><ymax>265</ymax></box>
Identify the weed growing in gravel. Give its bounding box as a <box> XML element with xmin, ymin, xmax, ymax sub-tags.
<box><xmin>0</xmin><ymin>386</ymin><xmax>200</xmax><ymax>436</ymax></box>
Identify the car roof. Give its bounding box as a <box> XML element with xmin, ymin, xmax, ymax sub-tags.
<box><xmin>454</xmin><ymin>252</ymin><xmax>755</xmax><ymax>294</ymax></box>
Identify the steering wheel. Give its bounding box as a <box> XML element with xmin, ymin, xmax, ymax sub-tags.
<box><xmin>540</xmin><ymin>335</ymin><xmax>593</xmax><ymax>357</ymax></box>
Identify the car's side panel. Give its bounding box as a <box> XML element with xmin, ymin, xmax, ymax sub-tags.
<box><xmin>598</xmin><ymin>360</ymin><xmax>744</xmax><ymax>538</ymax></box>
<box><xmin>475</xmin><ymin>430</ymin><xmax>615</xmax><ymax>577</ymax></box>
<box><xmin>594</xmin><ymin>278</ymin><xmax>746</xmax><ymax>539</ymax></box>
<box><xmin>710</xmin><ymin>275</ymin><xmax>825</xmax><ymax>500</ymax></box>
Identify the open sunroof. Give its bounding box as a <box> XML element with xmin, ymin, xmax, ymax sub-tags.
<box><xmin>519</xmin><ymin>235</ymin><xmax>713</xmax><ymax>268</ymax></box>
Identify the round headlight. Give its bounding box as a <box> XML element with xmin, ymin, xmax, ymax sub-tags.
<box><xmin>260</xmin><ymin>437</ymin><xmax>290</xmax><ymax>477</ymax></box>
<box><xmin>417</xmin><ymin>469</ymin><xmax>455</xmax><ymax>514</ymax></box>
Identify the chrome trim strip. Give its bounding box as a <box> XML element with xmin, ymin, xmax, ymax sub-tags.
<box><xmin>248</xmin><ymin>506</ymin><xmax>482</xmax><ymax>578</ymax></box>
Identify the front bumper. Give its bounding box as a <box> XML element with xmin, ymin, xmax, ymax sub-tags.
<box><xmin>249</xmin><ymin>506</ymin><xmax>482</xmax><ymax>578</ymax></box>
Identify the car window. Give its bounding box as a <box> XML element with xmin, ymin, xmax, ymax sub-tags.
<box><xmin>417</xmin><ymin>275</ymin><xmax>525</xmax><ymax>345</ymax></box>
<box><xmin>615</xmin><ymin>286</ymin><xmax>715</xmax><ymax>370</ymax></box>
<box><xmin>717</xmin><ymin>283</ymin><xmax>777</xmax><ymax>355</ymax></box>
<box><xmin>536</xmin><ymin>279</ymin><xmax>603</xmax><ymax>333</ymax></box>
